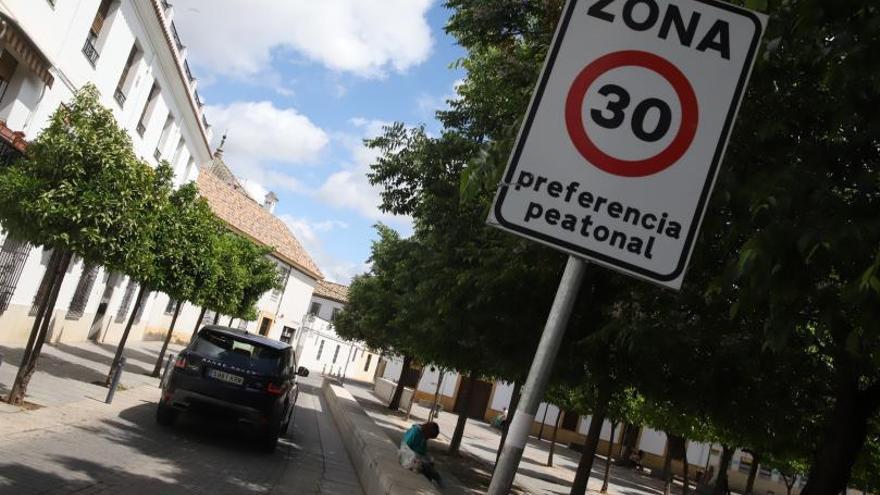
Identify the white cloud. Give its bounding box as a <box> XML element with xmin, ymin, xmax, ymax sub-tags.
<box><xmin>280</xmin><ymin>215</ymin><xmax>366</xmax><ymax>284</ymax></box>
<box><xmin>315</xmin><ymin>119</ymin><xmax>411</xmax><ymax>228</ymax></box>
<box><xmin>173</xmin><ymin>0</ymin><xmax>434</xmax><ymax>78</ymax></box>
<box><xmin>205</xmin><ymin>101</ymin><xmax>328</xmax><ymax>195</ymax></box>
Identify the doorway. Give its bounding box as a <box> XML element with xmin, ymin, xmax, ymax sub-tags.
<box><xmin>258</xmin><ymin>317</ymin><xmax>272</xmax><ymax>336</ymax></box>
<box><xmin>453</xmin><ymin>378</ymin><xmax>493</xmax><ymax>421</ymax></box>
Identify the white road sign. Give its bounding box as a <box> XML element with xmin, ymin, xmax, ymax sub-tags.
<box><xmin>489</xmin><ymin>0</ymin><xmax>767</xmax><ymax>289</ymax></box>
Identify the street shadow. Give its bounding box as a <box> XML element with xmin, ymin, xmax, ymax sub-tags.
<box><xmin>92</xmin><ymin>341</ymin><xmax>161</xmax><ymax>365</ymax></box>
<box><xmin>0</xmin><ymin>345</ymin><xmax>109</xmax><ymax>387</ymax></box>
<box><xmin>54</xmin><ymin>343</ymin><xmax>154</xmax><ymax>376</ymax></box>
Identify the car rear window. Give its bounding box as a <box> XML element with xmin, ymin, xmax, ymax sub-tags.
<box><xmin>192</xmin><ymin>330</ymin><xmax>283</xmax><ymax>374</ymax></box>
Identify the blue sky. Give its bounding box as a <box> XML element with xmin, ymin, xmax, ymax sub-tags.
<box><xmin>173</xmin><ymin>1</ymin><xmax>465</xmax><ymax>283</ymax></box>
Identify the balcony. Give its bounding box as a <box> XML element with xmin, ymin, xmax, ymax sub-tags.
<box><xmin>113</xmin><ymin>87</ymin><xmax>127</xmax><ymax>107</ymax></box>
<box><xmin>184</xmin><ymin>61</ymin><xmax>195</xmax><ymax>82</ymax></box>
<box><xmin>202</xmin><ymin>114</ymin><xmax>209</xmax><ymax>129</ymax></box>
<box><xmin>82</xmin><ymin>37</ymin><xmax>99</xmax><ymax>67</ymax></box>
<box><xmin>170</xmin><ymin>23</ymin><xmax>184</xmax><ymax>51</ymax></box>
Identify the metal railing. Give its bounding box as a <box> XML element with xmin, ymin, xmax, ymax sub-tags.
<box><xmin>170</xmin><ymin>23</ymin><xmax>184</xmax><ymax>50</ymax></box>
<box><xmin>113</xmin><ymin>87</ymin><xmax>127</xmax><ymax>107</ymax></box>
<box><xmin>82</xmin><ymin>37</ymin><xmax>99</xmax><ymax>66</ymax></box>
<box><xmin>136</xmin><ymin>122</ymin><xmax>146</xmax><ymax>136</ymax></box>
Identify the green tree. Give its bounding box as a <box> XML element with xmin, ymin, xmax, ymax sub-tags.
<box><xmin>0</xmin><ymin>85</ymin><xmax>163</xmax><ymax>404</ymax></box>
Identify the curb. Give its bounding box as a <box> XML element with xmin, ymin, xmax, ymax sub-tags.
<box><xmin>322</xmin><ymin>379</ymin><xmax>441</xmax><ymax>495</ymax></box>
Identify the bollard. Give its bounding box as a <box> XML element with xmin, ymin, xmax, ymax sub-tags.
<box><xmin>160</xmin><ymin>353</ymin><xmax>175</xmax><ymax>388</ymax></box>
<box><xmin>105</xmin><ymin>356</ymin><xmax>126</xmax><ymax>404</ymax></box>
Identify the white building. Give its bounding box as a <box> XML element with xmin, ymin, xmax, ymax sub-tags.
<box><xmin>0</xmin><ymin>0</ymin><xmax>321</xmax><ymax>349</ymax></box>
<box><xmin>293</xmin><ymin>280</ymin><xmax>380</xmax><ymax>382</ymax></box>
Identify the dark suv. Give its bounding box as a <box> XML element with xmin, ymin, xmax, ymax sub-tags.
<box><xmin>157</xmin><ymin>325</ymin><xmax>309</xmax><ymax>451</ymax></box>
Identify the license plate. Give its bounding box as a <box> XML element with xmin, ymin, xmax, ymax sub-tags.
<box><xmin>208</xmin><ymin>368</ymin><xmax>244</xmax><ymax>385</ymax></box>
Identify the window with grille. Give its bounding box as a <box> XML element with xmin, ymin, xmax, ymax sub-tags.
<box><xmin>133</xmin><ymin>290</ymin><xmax>150</xmax><ymax>323</ymax></box>
<box><xmin>332</xmin><ymin>344</ymin><xmax>340</xmax><ymax>364</ymax></box>
<box><xmin>309</xmin><ymin>302</ymin><xmax>321</xmax><ymax>316</ymax></box>
<box><xmin>137</xmin><ymin>82</ymin><xmax>160</xmax><ymax>135</ymax></box>
<box><xmin>66</xmin><ymin>263</ymin><xmax>99</xmax><ymax>320</ymax></box>
<box><xmin>0</xmin><ymin>236</ymin><xmax>31</xmax><ymax>314</ymax></box>
<box><xmin>164</xmin><ymin>298</ymin><xmax>177</xmax><ymax>314</ymax></box>
<box><xmin>316</xmin><ymin>340</ymin><xmax>324</xmax><ymax>360</ymax></box>
<box><xmin>202</xmin><ymin>309</ymin><xmax>215</xmax><ymax>325</ymax></box>
<box><xmin>363</xmin><ymin>354</ymin><xmax>372</xmax><ymax>372</ymax></box>
<box><xmin>114</xmin><ymin>280</ymin><xmax>138</xmax><ymax>323</ymax></box>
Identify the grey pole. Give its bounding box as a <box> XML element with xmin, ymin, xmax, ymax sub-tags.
<box><xmin>487</xmin><ymin>256</ymin><xmax>588</xmax><ymax>495</ymax></box>
<box><xmin>105</xmin><ymin>356</ymin><xmax>126</xmax><ymax>404</ymax></box>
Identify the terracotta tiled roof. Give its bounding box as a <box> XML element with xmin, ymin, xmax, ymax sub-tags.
<box><xmin>196</xmin><ymin>170</ymin><xmax>323</xmax><ymax>280</ymax></box>
<box><xmin>313</xmin><ymin>280</ymin><xmax>349</xmax><ymax>304</ymax></box>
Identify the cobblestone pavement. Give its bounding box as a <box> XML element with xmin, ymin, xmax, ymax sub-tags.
<box><xmin>345</xmin><ymin>381</ymin><xmax>666</xmax><ymax>495</ymax></box>
<box><xmin>0</xmin><ymin>375</ymin><xmax>363</xmax><ymax>494</ymax></box>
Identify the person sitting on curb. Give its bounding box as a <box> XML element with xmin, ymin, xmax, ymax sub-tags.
<box><xmin>399</xmin><ymin>421</ymin><xmax>442</xmax><ymax>486</ymax></box>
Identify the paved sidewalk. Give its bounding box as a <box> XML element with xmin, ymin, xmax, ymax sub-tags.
<box><xmin>345</xmin><ymin>381</ymin><xmax>667</xmax><ymax>495</ymax></box>
<box><xmin>0</xmin><ymin>340</ymin><xmax>183</xmax><ymax>410</ymax></box>
<box><xmin>0</xmin><ymin>375</ymin><xmax>363</xmax><ymax>494</ymax></box>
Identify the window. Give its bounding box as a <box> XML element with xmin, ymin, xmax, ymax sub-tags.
<box><xmin>192</xmin><ymin>330</ymin><xmax>284</xmax><ymax>374</ymax></box>
<box><xmin>155</xmin><ymin>114</ymin><xmax>174</xmax><ymax>159</ymax></box>
<box><xmin>363</xmin><ymin>354</ymin><xmax>372</xmax><ymax>372</ymax></box>
<box><xmin>280</xmin><ymin>326</ymin><xmax>295</xmax><ymax>344</ymax></box>
<box><xmin>164</xmin><ymin>298</ymin><xmax>177</xmax><ymax>315</ymax></box>
<box><xmin>331</xmin><ymin>308</ymin><xmax>341</xmax><ymax>322</ymax></box>
<box><xmin>309</xmin><ymin>302</ymin><xmax>322</xmax><ymax>316</ymax></box>
<box><xmin>258</xmin><ymin>317</ymin><xmax>272</xmax><ymax>336</ymax></box>
<box><xmin>114</xmin><ymin>44</ymin><xmax>141</xmax><ymax>107</ymax></box>
<box><xmin>316</xmin><ymin>340</ymin><xmax>325</xmax><ymax>360</ymax></box>
<box><xmin>0</xmin><ymin>236</ymin><xmax>30</xmax><ymax>314</ymax></box>
<box><xmin>0</xmin><ymin>51</ymin><xmax>19</xmax><ymax>104</ymax></box>
<box><xmin>66</xmin><ymin>263</ymin><xmax>99</xmax><ymax>320</ymax></box>
<box><xmin>738</xmin><ymin>454</ymin><xmax>753</xmax><ymax>474</ymax></box>
<box><xmin>182</xmin><ymin>157</ymin><xmax>195</xmax><ymax>182</ymax></box>
<box><xmin>351</xmin><ymin>349</ymin><xmax>358</xmax><ymax>362</ymax></box>
<box><xmin>83</xmin><ymin>0</ymin><xmax>112</xmax><ymax>66</ymax></box>
<box><xmin>171</xmin><ymin>138</ymin><xmax>185</xmax><ymax>168</ymax></box>
<box><xmin>137</xmin><ymin>82</ymin><xmax>160</xmax><ymax>136</ymax></box>
<box><xmin>332</xmin><ymin>344</ymin><xmax>340</xmax><ymax>364</ymax></box>
<box><xmin>114</xmin><ymin>279</ymin><xmax>138</xmax><ymax>323</ymax></box>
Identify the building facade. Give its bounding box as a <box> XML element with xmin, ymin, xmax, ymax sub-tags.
<box><xmin>0</xmin><ymin>0</ymin><xmax>322</xmax><ymax>350</ymax></box>
<box><xmin>293</xmin><ymin>280</ymin><xmax>380</xmax><ymax>382</ymax></box>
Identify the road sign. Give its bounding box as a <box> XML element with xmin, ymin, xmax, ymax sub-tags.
<box><xmin>489</xmin><ymin>0</ymin><xmax>767</xmax><ymax>289</ymax></box>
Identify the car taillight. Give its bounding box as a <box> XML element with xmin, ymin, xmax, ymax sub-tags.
<box><xmin>174</xmin><ymin>356</ymin><xmax>187</xmax><ymax>369</ymax></box>
<box><xmin>266</xmin><ymin>382</ymin><xmax>286</xmax><ymax>396</ymax></box>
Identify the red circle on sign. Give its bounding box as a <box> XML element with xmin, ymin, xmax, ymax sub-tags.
<box><xmin>565</xmin><ymin>50</ymin><xmax>698</xmax><ymax>177</ymax></box>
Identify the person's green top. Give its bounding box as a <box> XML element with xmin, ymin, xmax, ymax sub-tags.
<box><xmin>404</xmin><ymin>425</ymin><xmax>427</xmax><ymax>456</ymax></box>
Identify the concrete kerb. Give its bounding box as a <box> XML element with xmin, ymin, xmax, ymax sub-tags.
<box><xmin>321</xmin><ymin>379</ymin><xmax>441</xmax><ymax>495</ymax></box>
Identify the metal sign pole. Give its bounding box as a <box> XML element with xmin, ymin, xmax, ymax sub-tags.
<box><xmin>488</xmin><ymin>256</ymin><xmax>588</xmax><ymax>495</ymax></box>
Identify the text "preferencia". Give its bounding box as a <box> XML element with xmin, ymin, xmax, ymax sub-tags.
<box><xmin>515</xmin><ymin>170</ymin><xmax>683</xmax><ymax>260</ymax></box>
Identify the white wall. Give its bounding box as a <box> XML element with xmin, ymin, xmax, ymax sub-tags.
<box><xmin>638</xmin><ymin>428</ymin><xmax>667</xmax><ymax>456</ymax></box>
<box><xmin>491</xmin><ymin>381</ymin><xmax>515</xmax><ymax>411</ymax></box>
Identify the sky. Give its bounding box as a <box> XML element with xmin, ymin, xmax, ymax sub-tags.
<box><xmin>172</xmin><ymin>0</ymin><xmax>465</xmax><ymax>284</ymax></box>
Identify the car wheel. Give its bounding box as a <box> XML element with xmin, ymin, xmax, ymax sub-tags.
<box><xmin>156</xmin><ymin>401</ymin><xmax>178</xmax><ymax>427</ymax></box>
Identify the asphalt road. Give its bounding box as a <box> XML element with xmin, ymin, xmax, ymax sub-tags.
<box><xmin>0</xmin><ymin>375</ymin><xmax>363</xmax><ymax>494</ymax></box>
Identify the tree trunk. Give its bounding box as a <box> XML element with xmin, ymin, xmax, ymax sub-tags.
<box><xmin>548</xmin><ymin>409</ymin><xmax>562</xmax><ymax>466</ymax></box>
<box><xmin>14</xmin><ymin>249</ymin><xmax>63</xmax><ymax>378</ymax></box>
<box><xmin>7</xmin><ymin>250</ymin><xmax>71</xmax><ymax>404</ymax></box>
<box><xmin>538</xmin><ymin>404</ymin><xmax>550</xmax><ymax>440</ymax></box>
<box><xmin>191</xmin><ymin>307</ymin><xmax>207</xmax><ymax>341</ymax></box>
<box><xmin>663</xmin><ymin>434</ymin><xmax>675</xmax><ymax>495</ymax></box>
<box><xmin>389</xmin><ymin>355</ymin><xmax>412</xmax><ymax>410</ymax></box>
<box><xmin>496</xmin><ymin>381</ymin><xmax>523</xmax><ymax>463</ymax></box>
<box><xmin>570</xmin><ymin>388</ymin><xmax>610</xmax><ymax>495</ymax></box>
<box><xmin>152</xmin><ymin>300</ymin><xmax>182</xmax><ymax>377</ymax></box>
<box><xmin>782</xmin><ymin>474</ymin><xmax>795</xmax><ymax>495</ymax></box>
<box><xmin>801</xmin><ymin>376</ymin><xmax>875</xmax><ymax>495</ymax></box>
<box><xmin>429</xmin><ymin>369</ymin><xmax>445</xmax><ymax>422</ymax></box>
<box><xmin>449</xmin><ymin>373</ymin><xmax>476</xmax><ymax>454</ymax></box>
<box><xmin>712</xmin><ymin>446</ymin><xmax>734</xmax><ymax>495</ymax></box>
<box><xmin>682</xmin><ymin>442</ymin><xmax>689</xmax><ymax>495</ymax></box>
<box><xmin>405</xmin><ymin>366</ymin><xmax>426</xmax><ymax>421</ymax></box>
<box><xmin>601</xmin><ymin>421</ymin><xmax>617</xmax><ymax>493</ymax></box>
<box><xmin>228</xmin><ymin>316</ymin><xmax>233</xmax><ymax>326</ymax></box>
<box><xmin>105</xmin><ymin>286</ymin><xmax>147</xmax><ymax>386</ymax></box>
<box><xmin>744</xmin><ymin>452</ymin><xmax>760</xmax><ymax>495</ymax></box>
